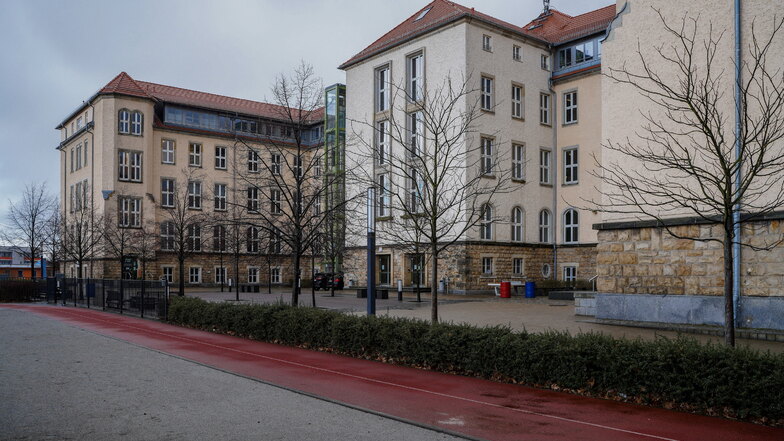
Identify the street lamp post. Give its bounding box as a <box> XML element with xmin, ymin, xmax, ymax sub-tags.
<box><xmin>367</xmin><ymin>187</ymin><xmax>376</xmax><ymax>316</ymax></box>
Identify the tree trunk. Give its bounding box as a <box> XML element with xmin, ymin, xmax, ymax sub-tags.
<box><xmin>30</xmin><ymin>252</ymin><xmax>36</xmax><ymax>281</ymax></box>
<box><xmin>431</xmin><ymin>245</ymin><xmax>438</xmax><ymax>324</ymax></box>
<box><xmin>723</xmin><ymin>224</ymin><xmax>736</xmax><ymax>347</ymax></box>
<box><xmin>291</xmin><ymin>251</ymin><xmax>301</xmax><ymax>306</ymax></box>
<box><xmin>178</xmin><ymin>257</ymin><xmax>185</xmax><ymax>297</ymax></box>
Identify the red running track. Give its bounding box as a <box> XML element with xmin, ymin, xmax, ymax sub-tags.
<box><xmin>5</xmin><ymin>304</ymin><xmax>781</xmax><ymax>441</ymax></box>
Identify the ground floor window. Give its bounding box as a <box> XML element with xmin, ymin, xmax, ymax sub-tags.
<box><xmin>563</xmin><ymin>266</ymin><xmax>577</xmax><ymax>282</ymax></box>
<box><xmin>270</xmin><ymin>267</ymin><xmax>281</xmax><ymax>284</ymax></box>
<box><xmin>189</xmin><ymin>267</ymin><xmax>201</xmax><ymax>284</ymax></box>
<box><xmin>215</xmin><ymin>267</ymin><xmax>226</xmax><ymax>284</ymax></box>
<box><xmin>162</xmin><ymin>266</ymin><xmax>174</xmax><ymax>283</ymax></box>
<box><xmin>248</xmin><ymin>267</ymin><xmax>259</xmax><ymax>284</ymax></box>
<box><xmin>512</xmin><ymin>258</ymin><xmax>524</xmax><ymax>275</ymax></box>
<box><xmin>481</xmin><ymin>257</ymin><xmax>494</xmax><ymax>275</ymax></box>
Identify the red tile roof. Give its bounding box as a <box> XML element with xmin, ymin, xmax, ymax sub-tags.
<box><xmin>339</xmin><ymin>0</ymin><xmax>545</xmax><ymax>70</ymax></box>
<box><xmin>99</xmin><ymin>72</ymin><xmax>323</xmax><ymax>124</ymax></box>
<box><xmin>340</xmin><ymin>1</ymin><xmax>615</xmax><ymax>70</ymax></box>
<box><xmin>523</xmin><ymin>5</ymin><xmax>616</xmax><ymax>45</ymax></box>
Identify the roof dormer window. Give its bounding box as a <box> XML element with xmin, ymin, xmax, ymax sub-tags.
<box><xmin>414</xmin><ymin>7</ymin><xmax>431</xmax><ymax>21</ymax></box>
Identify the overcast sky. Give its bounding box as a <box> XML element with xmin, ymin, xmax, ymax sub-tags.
<box><xmin>0</xmin><ymin>0</ymin><xmax>610</xmax><ymax>220</ymax></box>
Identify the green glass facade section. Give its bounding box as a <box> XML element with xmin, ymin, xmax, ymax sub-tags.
<box><xmin>322</xmin><ymin>84</ymin><xmax>346</xmax><ymax>273</ymax></box>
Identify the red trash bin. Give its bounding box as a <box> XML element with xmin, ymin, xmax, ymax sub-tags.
<box><xmin>499</xmin><ymin>281</ymin><xmax>512</xmax><ymax>298</ymax></box>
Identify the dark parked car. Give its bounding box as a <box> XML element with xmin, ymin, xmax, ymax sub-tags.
<box><xmin>313</xmin><ymin>272</ymin><xmax>329</xmax><ymax>291</ymax></box>
<box><xmin>327</xmin><ymin>273</ymin><xmax>345</xmax><ymax>290</ymax></box>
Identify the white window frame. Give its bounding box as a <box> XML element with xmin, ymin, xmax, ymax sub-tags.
<box><xmin>118</xmin><ymin>109</ymin><xmax>130</xmax><ymax>134</ymax></box>
<box><xmin>512</xmin><ymin>143</ymin><xmax>525</xmax><ymax>180</ymax></box>
<box><xmin>189</xmin><ymin>266</ymin><xmax>202</xmax><ymax>284</ymax></box>
<box><xmin>131</xmin><ymin>111</ymin><xmax>143</xmax><ymax>135</ymax></box>
<box><xmin>481</xmin><ymin>257</ymin><xmax>493</xmax><ymax>275</ymax></box>
<box><xmin>563</xmin><ymin>208</ymin><xmax>579</xmax><ymax>244</ymax></box>
<box><xmin>215</xmin><ymin>146</ymin><xmax>227</xmax><ymax>170</ymax></box>
<box><xmin>539</xmin><ymin>209</ymin><xmax>552</xmax><ymax>243</ymax></box>
<box><xmin>162</xmin><ymin>139</ymin><xmax>175</xmax><ymax>164</ymax></box>
<box><xmin>161</xmin><ymin>266</ymin><xmax>174</xmax><ymax>283</ymax></box>
<box><xmin>480</xmin><ymin>137</ymin><xmax>493</xmax><ymax>175</ymax></box>
<box><xmin>378</xmin><ymin>174</ymin><xmax>390</xmax><ymax>217</ymax></box>
<box><xmin>539</xmin><ymin>93</ymin><xmax>551</xmax><ymax>125</ymax></box>
<box><xmin>513</xmin><ymin>258</ymin><xmax>524</xmax><ymax>275</ymax></box>
<box><xmin>511</xmin><ymin>207</ymin><xmax>524</xmax><ymax>242</ymax></box>
<box><xmin>481</xmin><ymin>76</ymin><xmax>494</xmax><ymax>111</ymax></box>
<box><xmin>408</xmin><ymin>52</ymin><xmax>424</xmax><ymax>102</ymax></box>
<box><xmin>376</xmin><ymin>65</ymin><xmax>389</xmax><ymax>112</ymax></box>
<box><xmin>215</xmin><ymin>266</ymin><xmax>227</xmax><ymax>284</ymax></box>
<box><xmin>189</xmin><ymin>143</ymin><xmax>202</xmax><ymax>167</ymax></box>
<box><xmin>160</xmin><ymin>222</ymin><xmax>175</xmax><ymax>251</ymax></box>
<box><xmin>563</xmin><ymin>265</ymin><xmax>577</xmax><ymax>282</ymax></box>
<box><xmin>84</xmin><ymin>140</ymin><xmax>88</xmax><ymax>167</ymax></box>
<box><xmin>511</xmin><ymin>84</ymin><xmax>523</xmax><ymax>119</ymax></box>
<box><xmin>214</xmin><ymin>183</ymin><xmax>227</xmax><ymax>211</ymax></box>
<box><xmin>270</xmin><ymin>189</ymin><xmax>281</xmax><ymax>214</ymax></box>
<box><xmin>118</xmin><ymin>151</ymin><xmax>130</xmax><ymax>181</ymax></box>
<box><xmin>130</xmin><ymin>151</ymin><xmax>142</xmax><ymax>182</ymax></box>
<box><xmin>541</xmin><ymin>54</ymin><xmax>550</xmax><ymax>70</ymax></box>
<box><xmin>539</xmin><ymin>149</ymin><xmax>551</xmax><ymax>185</ymax></box>
<box><xmin>187</xmin><ymin>225</ymin><xmax>202</xmax><ymax>252</ymax></box>
<box><xmin>270</xmin><ymin>267</ymin><xmax>281</xmax><ymax>284</ymax></box>
<box><xmin>248</xmin><ymin>266</ymin><xmax>259</xmax><ymax>284</ymax></box>
<box><xmin>271</xmin><ymin>154</ymin><xmax>281</xmax><ymax>175</ymax></box>
<box><xmin>76</xmin><ymin>144</ymin><xmax>82</xmax><ymax>170</ymax></box>
<box><xmin>563</xmin><ymin>147</ymin><xmax>578</xmax><ymax>185</ymax></box>
<box><xmin>247</xmin><ymin>187</ymin><xmax>259</xmax><ymax>212</ymax></box>
<box><xmin>480</xmin><ymin>204</ymin><xmax>493</xmax><ymax>240</ymax></box>
<box><xmin>482</xmin><ymin>34</ymin><xmax>492</xmax><ymax>52</ymax></box>
<box><xmin>187</xmin><ymin>181</ymin><xmax>202</xmax><ymax>209</ymax></box>
<box><xmin>294</xmin><ymin>155</ymin><xmax>302</xmax><ymax>179</ymax></box>
<box><xmin>247</xmin><ymin>226</ymin><xmax>259</xmax><ymax>253</ymax></box>
<box><xmin>247</xmin><ymin>149</ymin><xmax>258</xmax><ymax>172</ymax></box>
<box><xmin>564</xmin><ymin>91</ymin><xmax>578</xmax><ymax>124</ymax></box>
<box><xmin>161</xmin><ymin>178</ymin><xmax>175</xmax><ymax>208</ymax></box>
<box><xmin>408</xmin><ymin>112</ymin><xmax>423</xmax><ymax>157</ymax></box>
<box><xmin>213</xmin><ymin>225</ymin><xmax>227</xmax><ymax>252</ymax></box>
<box><xmin>119</xmin><ymin>197</ymin><xmax>141</xmax><ymax>228</ymax></box>
<box><xmin>512</xmin><ymin>45</ymin><xmax>521</xmax><ymax>61</ymax></box>
<box><xmin>376</xmin><ymin>120</ymin><xmax>389</xmax><ymax>166</ymax></box>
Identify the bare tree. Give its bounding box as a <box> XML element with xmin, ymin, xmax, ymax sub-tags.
<box><xmin>43</xmin><ymin>205</ymin><xmax>63</xmax><ymax>275</ymax></box>
<box><xmin>236</xmin><ymin>61</ymin><xmax>347</xmax><ymax>306</ymax></box>
<box><xmin>133</xmin><ymin>219</ymin><xmax>159</xmax><ymax>283</ymax></box>
<box><xmin>349</xmin><ymin>74</ymin><xmax>511</xmax><ymax>323</ymax></box>
<box><xmin>158</xmin><ymin>168</ymin><xmax>206</xmax><ymax>296</ymax></box>
<box><xmin>595</xmin><ymin>11</ymin><xmax>784</xmax><ymax>346</ymax></box>
<box><xmin>2</xmin><ymin>182</ymin><xmax>56</xmax><ymax>280</ymax></box>
<box><xmin>102</xmin><ymin>191</ymin><xmax>138</xmax><ymax>280</ymax></box>
<box><xmin>61</xmin><ymin>197</ymin><xmax>103</xmax><ymax>295</ymax></box>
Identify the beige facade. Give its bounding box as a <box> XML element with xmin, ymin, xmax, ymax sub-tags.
<box><xmin>57</xmin><ymin>74</ymin><xmax>321</xmax><ymax>287</ymax></box>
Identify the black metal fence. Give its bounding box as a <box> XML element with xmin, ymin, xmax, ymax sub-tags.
<box><xmin>47</xmin><ymin>278</ymin><xmax>169</xmax><ymax>320</ymax></box>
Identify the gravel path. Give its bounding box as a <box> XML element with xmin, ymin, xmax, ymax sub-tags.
<box><xmin>0</xmin><ymin>308</ymin><xmax>462</xmax><ymax>441</ymax></box>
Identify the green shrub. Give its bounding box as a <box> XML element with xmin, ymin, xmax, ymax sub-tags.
<box><xmin>168</xmin><ymin>296</ymin><xmax>784</xmax><ymax>422</ymax></box>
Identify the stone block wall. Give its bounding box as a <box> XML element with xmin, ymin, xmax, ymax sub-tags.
<box><xmin>596</xmin><ymin>220</ymin><xmax>784</xmax><ymax>297</ymax></box>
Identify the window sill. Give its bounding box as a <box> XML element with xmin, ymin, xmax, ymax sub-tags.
<box><xmin>540</xmin><ymin>122</ymin><xmax>552</xmax><ymax>127</ymax></box>
<box><xmin>562</xmin><ymin>181</ymin><xmax>579</xmax><ymax>187</ymax></box>
<box><xmin>562</xmin><ymin>121</ymin><xmax>578</xmax><ymax>127</ymax></box>
<box><xmin>481</xmin><ymin>108</ymin><xmax>495</xmax><ymax>114</ymax></box>
<box><xmin>539</xmin><ymin>183</ymin><xmax>553</xmax><ymax>187</ymax></box>
<box><xmin>376</xmin><ymin>216</ymin><xmax>393</xmax><ymax>222</ymax></box>
<box><xmin>187</xmin><ymin>207</ymin><xmax>203</xmax><ymax>211</ymax></box>
<box><xmin>188</xmin><ymin>164</ymin><xmax>203</xmax><ymax>168</ymax></box>
<box><xmin>480</xmin><ymin>174</ymin><xmax>496</xmax><ymax>179</ymax></box>
<box><xmin>512</xmin><ymin>116</ymin><xmax>525</xmax><ymax>122</ymax></box>
<box><xmin>511</xmin><ymin>178</ymin><xmax>526</xmax><ymax>184</ymax></box>
<box><xmin>162</xmin><ymin>161</ymin><xmax>175</xmax><ymax>165</ymax></box>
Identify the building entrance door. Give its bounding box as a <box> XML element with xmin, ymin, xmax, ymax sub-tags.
<box><xmin>377</xmin><ymin>255</ymin><xmax>391</xmax><ymax>286</ymax></box>
<box><xmin>407</xmin><ymin>254</ymin><xmax>424</xmax><ymax>286</ymax></box>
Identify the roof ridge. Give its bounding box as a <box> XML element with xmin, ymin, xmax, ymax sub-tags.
<box><xmin>136</xmin><ymin>80</ymin><xmax>279</xmax><ymax>110</ymax></box>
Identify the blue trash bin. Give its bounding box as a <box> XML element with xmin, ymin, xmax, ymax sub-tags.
<box><xmin>525</xmin><ymin>281</ymin><xmax>536</xmax><ymax>298</ymax></box>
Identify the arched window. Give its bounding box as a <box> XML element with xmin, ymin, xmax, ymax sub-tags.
<box><xmin>118</xmin><ymin>109</ymin><xmax>130</xmax><ymax>134</ymax></box>
<box><xmin>511</xmin><ymin>207</ymin><xmax>524</xmax><ymax>242</ymax></box>
<box><xmin>563</xmin><ymin>208</ymin><xmax>579</xmax><ymax>244</ymax></box>
<box><xmin>480</xmin><ymin>204</ymin><xmax>493</xmax><ymax>240</ymax></box>
<box><xmin>246</xmin><ymin>226</ymin><xmax>259</xmax><ymax>253</ymax></box>
<box><xmin>131</xmin><ymin>111</ymin><xmax>143</xmax><ymax>135</ymax></box>
<box><xmin>538</xmin><ymin>209</ymin><xmax>551</xmax><ymax>243</ymax></box>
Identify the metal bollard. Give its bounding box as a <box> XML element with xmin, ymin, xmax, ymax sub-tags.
<box><xmin>397</xmin><ymin>279</ymin><xmax>403</xmax><ymax>301</ymax></box>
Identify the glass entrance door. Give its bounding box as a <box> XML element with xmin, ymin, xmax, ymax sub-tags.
<box><xmin>377</xmin><ymin>255</ymin><xmax>391</xmax><ymax>286</ymax></box>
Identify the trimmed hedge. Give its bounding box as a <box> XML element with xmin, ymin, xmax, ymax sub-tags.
<box><xmin>169</xmin><ymin>296</ymin><xmax>784</xmax><ymax>423</ymax></box>
<box><xmin>0</xmin><ymin>279</ymin><xmax>43</xmax><ymax>302</ymax></box>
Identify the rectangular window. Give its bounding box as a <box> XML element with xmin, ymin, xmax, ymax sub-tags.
<box><xmin>189</xmin><ymin>267</ymin><xmax>201</xmax><ymax>284</ymax></box>
<box><xmin>187</xmin><ymin>225</ymin><xmax>201</xmax><ymax>252</ymax></box>
<box><xmin>162</xmin><ymin>266</ymin><xmax>173</xmax><ymax>283</ymax></box>
<box><xmin>131</xmin><ymin>112</ymin><xmax>143</xmax><ymax>135</ymax></box>
<box><xmin>130</xmin><ymin>152</ymin><xmax>142</xmax><ymax>182</ymax></box>
<box><xmin>480</xmin><ymin>137</ymin><xmax>493</xmax><ymax>175</ymax></box>
<box><xmin>270</xmin><ymin>267</ymin><xmax>281</xmax><ymax>284</ymax></box>
<box><xmin>512</xmin><ymin>45</ymin><xmax>521</xmax><ymax>61</ymax></box>
<box><xmin>248</xmin><ymin>267</ymin><xmax>259</xmax><ymax>284</ymax></box>
<box><xmin>376</xmin><ymin>65</ymin><xmax>389</xmax><ymax>112</ymax></box>
<box><xmin>247</xmin><ymin>187</ymin><xmax>259</xmax><ymax>212</ymax></box>
<box><xmin>118</xmin><ymin>151</ymin><xmax>129</xmax><ymax>181</ymax></box>
<box><xmin>541</xmin><ymin>54</ymin><xmax>550</xmax><ymax>70</ymax></box>
<box><xmin>408</xmin><ymin>52</ymin><xmax>424</xmax><ymax>102</ymax></box>
<box><xmin>539</xmin><ymin>149</ymin><xmax>551</xmax><ymax>185</ymax></box>
<box><xmin>539</xmin><ymin>93</ymin><xmax>551</xmax><ymax>125</ymax></box>
<box><xmin>161</xmin><ymin>178</ymin><xmax>175</xmax><ymax>208</ymax></box>
<box><xmin>76</xmin><ymin>117</ymin><xmax>83</xmax><ymax>130</ymax></box>
<box><xmin>564</xmin><ymin>148</ymin><xmax>578</xmax><ymax>184</ymax></box>
<box><xmin>558</xmin><ymin>48</ymin><xmax>572</xmax><ymax>69</ymax></box>
<box><xmin>513</xmin><ymin>258</ymin><xmax>524</xmax><ymax>275</ymax></box>
<box><xmin>511</xmin><ymin>84</ymin><xmax>523</xmax><ymax>119</ymax></box>
<box><xmin>84</xmin><ymin>140</ymin><xmax>88</xmax><ymax>167</ymax></box>
<box><xmin>81</xmin><ymin>179</ymin><xmax>89</xmax><ymax>208</ymax></box>
<box><xmin>247</xmin><ymin>227</ymin><xmax>259</xmax><ymax>253</ymax></box>
<box><xmin>70</xmin><ymin>149</ymin><xmax>74</xmax><ymax>173</ymax></box>
<box><xmin>378</xmin><ymin>174</ymin><xmax>390</xmax><ymax>217</ymax></box>
<box><xmin>69</xmin><ymin>185</ymin><xmax>74</xmax><ymax>213</ymax></box>
<box><xmin>74</xmin><ymin>181</ymin><xmax>82</xmax><ymax>211</ymax></box>
<box><xmin>118</xmin><ymin>110</ymin><xmax>130</xmax><ymax>134</ymax></box>
<box><xmin>161</xmin><ymin>222</ymin><xmax>175</xmax><ymax>251</ymax></box>
<box><xmin>271</xmin><ymin>154</ymin><xmax>281</xmax><ymax>175</ymax></box>
<box><xmin>247</xmin><ymin>150</ymin><xmax>258</xmax><ymax>172</ymax></box>
<box><xmin>118</xmin><ymin>197</ymin><xmax>141</xmax><ymax>228</ymax></box>
<box><xmin>481</xmin><ymin>257</ymin><xmax>493</xmax><ymax>275</ymax></box>
<box><xmin>408</xmin><ymin>168</ymin><xmax>422</xmax><ymax>213</ymax></box>
<box><xmin>215</xmin><ymin>267</ymin><xmax>227</xmax><ymax>284</ymax></box>
<box><xmin>213</xmin><ymin>226</ymin><xmax>227</xmax><ymax>252</ymax></box>
<box><xmin>270</xmin><ymin>228</ymin><xmax>282</xmax><ymax>254</ymax></box>
<box><xmin>162</xmin><ymin>139</ymin><xmax>175</xmax><ymax>164</ymax></box>
<box><xmin>408</xmin><ymin>112</ymin><xmax>423</xmax><ymax>156</ymax></box>
<box><xmin>214</xmin><ymin>183</ymin><xmax>227</xmax><ymax>211</ymax></box>
<box><xmin>215</xmin><ymin>146</ymin><xmax>227</xmax><ymax>170</ymax></box>
<box><xmin>76</xmin><ymin>144</ymin><xmax>82</xmax><ymax>170</ymax></box>
<box><xmin>270</xmin><ymin>189</ymin><xmax>281</xmax><ymax>214</ymax></box>
<box><xmin>564</xmin><ymin>91</ymin><xmax>578</xmax><ymax>124</ymax></box>
<box><xmin>482</xmin><ymin>34</ymin><xmax>492</xmax><ymax>51</ymax></box>
<box><xmin>376</xmin><ymin>120</ymin><xmax>389</xmax><ymax>166</ymax></box>
<box><xmin>481</xmin><ymin>76</ymin><xmax>494</xmax><ymax>111</ymax></box>
<box><xmin>294</xmin><ymin>156</ymin><xmax>302</xmax><ymax>178</ymax></box>
<box><xmin>187</xmin><ymin>181</ymin><xmax>202</xmax><ymax>209</ymax></box>
<box><xmin>563</xmin><ymin>266</ymin><xmax>577</xmax><ymax>282</ymax></box>
<box><xmin>512</xmin><ymin>143</ymin><xmax>525</xmax><ymax>180</ymax></box>
<box><xmin>189</xmin><ymin>143</ymin><xmax>202</xmax><ymax>167</ymax></box>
